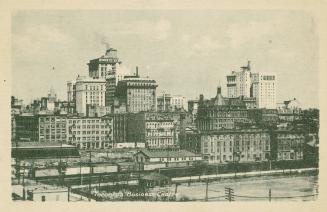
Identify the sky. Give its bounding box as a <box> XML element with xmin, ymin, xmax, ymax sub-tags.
<box><xmin>11</xmin><ymin>10</ymin><xmax>319</xmax><ymax>108</ymax></box>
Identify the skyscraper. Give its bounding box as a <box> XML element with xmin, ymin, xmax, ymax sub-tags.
<box><xmin>75</xmin><ymin>76</ymin><xmax>106</xmax><ymax>116</ymax></box>
<box><xmin>115</xmin><ymin>72</ymin><xmax>158</xmax><ymax>113</ymax></box>
<box><xmin>226</xmin><ymin>61</ymin><xmax>276</xmax><ymax>109</ymax></box>
<box><xmin>88</xmin><ymin>48</ymin><xmax>130</xmax><ymax>107</ymax></box>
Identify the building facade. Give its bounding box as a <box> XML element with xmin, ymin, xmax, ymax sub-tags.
<box><xmin>116</xmin><ymin>75</ymin><xmax>158</xmax><ymax>113</ymax></box>
<box><xmin>200</xmin><ymin>128</ymin><xmax>271</xmax><ymax>164</ymax></box>
<box><xmin>127</xmin><ymin>112</ymin><xmax>177</xmax><ymax>149</ymax></box>
<box><xmin>106</xmin><ymin>113</ymin><xmax>128</xmax><ymax>147</ymax></box>
<box><xmin>66</xmin><ymin>116</ymin><xmax>113</xmax><ymax>149</ymax></box>
<box><xmin>75</xmin><ymin>76</ymin><xmax>106</xmax><ymax>116</ymax></box>
<box><xmin>226</xmin><ymin>61</ymin><xmax>276</xmax><ymax>109</ymax></box>
<box><xmin>275</xmin><ymin>129</ymin><xmax>305</xmax><ymax>161</ymax></box>
<box><xmin>226</xmin><ymin>61</ymin><xmax>252</xmax><ymax>98</ymax></box>
<box><xmin>196</xmin><ymin>86</ymin><xmax>250</xmax><ymax>131</ymax></box>
<box><xmin>251</xmin><ymin>72</ymin><xmax>276</xmax><ymax>109</ymax></box>
<box><xmin>188</xmin><ymin>99</ymin><xmax>199</xmax><ymax>122</ymax></box>
<box><xmin>15</xmin><ymin>114</ymin><xmax>39</xmax><ymax>142</ymax></box>
<box><xmin>38</xmin><ymin>115</ymin><xmax>67</xmax><ymax>143</ymax></box>
<box><xmin>157</xmin><ymin>93</ymin><xmax>172</xmax><ymax>112</ymax></box>
<box><xmin>171</xmin><ymin>95</ymin><xmax>187</xmax><ymax>111</ymax></box>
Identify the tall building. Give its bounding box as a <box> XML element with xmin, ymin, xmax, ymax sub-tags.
<box><xmin>227</xmin><ymin>61</ymin><xmax>252</xmax><ymax>98</ymax></box>
<box><xmin>106</xmin><ymin>113</ymin><xmax>128</xmax><ymax>147</ymax></box>
<box><xmin>88</xmin><ymin>48</ymin><xmax>130</xmax><ymax>107</ymax></box>
<box><xmin>116</xmin><ymin>74</ymin><xmax>158</xmax><ymax>113</ymax></box>
<box><xmin>251</xmin><ymin>72</ymin><xmax>276</xmax><ymax>109</ymax></box>
<box><xmin>171</xmin><ymin>95</ymin><xmax>187</xmax><ymax>111</ymax></box>
<box><xmin>75</xmin><ymin>76</ymin><xmax>106</xmax><ymax>116</ymax></box>
<box><xmin>157</xmin><ymin>93</ymin><xmax>172</xmax><ymax>112</ymax></box>
<box><xmin>226</xmin><ymin>61</ymin><xmax>276</xmax><ymax>109</ymax></box>
<box><xmin>157</xmin><ymin>93</ymin><xmax>187</xmax><ymax>112</ymax></box>
<box><xmin>67</xmin><ymin>80</ymin><xmax>76</xmax><ymax>103</ymax></box>
<box><xmin>188</xmin><ymin>99</ymin><xmax>199</xmax><ymax>122</ymax></box>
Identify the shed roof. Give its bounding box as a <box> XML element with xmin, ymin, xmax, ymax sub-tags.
<box><xmin>136</xmin><ymin>149</ymin><xmax>200</xmax><ymax>158</ymax></box>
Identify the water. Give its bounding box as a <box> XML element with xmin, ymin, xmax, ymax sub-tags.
<box><xmin>151</xmin><ymin>174</ymin><xmax>318</xmax><ymax>201</ymax></box>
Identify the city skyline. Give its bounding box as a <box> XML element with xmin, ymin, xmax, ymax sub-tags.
<box><xmin>12</xmin><ymin>10</ymin><xmax>319</xmax><ymax>108</ymax></box>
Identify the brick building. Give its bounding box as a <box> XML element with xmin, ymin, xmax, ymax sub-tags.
<box><xmin>127</xmin><ymin>112</ymin><xmax>177</xmax><ymax>149</ymax></box>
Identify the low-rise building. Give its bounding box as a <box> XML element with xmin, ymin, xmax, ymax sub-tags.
<box><xmin>157</xmin><ymin>93</ymin><xmax>172</xmax><ymax>112</ymax></box>
<box><xmin>188</xmin><ymin>99</ymin><xmax>199</xmax><ymax>122</ymax></box>
<box><xmin>15</xmin><ymin>114</ymin><xmax>39</xmax><ymax>142</ymax></box>
<box><xmin>38</xmin><ymin>115</ymin><xmax>67</xmax><ymax>143</ymax></box>
<box><xmin>134</xmin><ymin>149</ymin><xmax>202</xmax><ymax>164</ymax></box>
<box><xmin>67</xmin><ymin>116</ymin><xmax>113</xmax><ymax>149</ymax></box>
<box><xmin>200</xmin><ymin>128</ymin><xmax>271</xmax><ymax>164</ymax></box>
<box><xmin>275</xmin><ymin>128</ymin><xmax>305</xmax><ymax>161</ymax></box>
<box><xmin>127</xmin><ymin>112</ymin><xmax>177</xmax><ymax>149</ymax></box>
<box><xmin>178</xmin><ymin>126</ymin><xmax>201</xmax><ymax>154</ymax></box>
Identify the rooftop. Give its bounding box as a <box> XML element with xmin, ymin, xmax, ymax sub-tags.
<box><xmin>136</xmin><ymin>149</ymin><xmax>201</xmax><ymax>158</ymax></box>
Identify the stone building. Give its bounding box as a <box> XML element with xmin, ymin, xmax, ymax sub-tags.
<box><xmin>157</xmin><ymin>93</ymin><xmax>172</xmax><ymax>112</ymax></box>
<box><xmin>200</xmin><ymin>128</ymin><xmax>271</xmax><ymax>164</ymax></box>
<box><xmin>74</xmin><ymin>76</ymin><xmax>106</xmax><ymax>116</ymax></box>
<box><xmin>275</xmin><ymin>128</ymin><xmax>305</xmax><ymax>161</ymax></box>
<box><xmin>115</xmin><ymin>74</ymin><xmax>158</xmax><ymax>113</ymax></box>
<box><xmin>196</xmin><ymin>86</ymin><xmax>250</xmax><ymax>131</ymax></box>
<box><xmin>226</xmin><ymin>61</ymin><xmax>276</xmax><ymax>109</ymax></box>
<box><xmin>38</xmin><ymin>115</ymin><xmax>67</xmax><ymax>144</ymax></box>
<box><xmin>66</xmin><ymin>116</ymin><xmax>113</xmax><ymax>149</ymax></box>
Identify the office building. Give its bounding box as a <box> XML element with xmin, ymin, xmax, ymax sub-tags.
<box><xmin>75</xmin><ymin>76</ymin><xmax>106</xmax><ymax>116</ymax></box>
<box><xmin>226</xmin><ymin>61</ymin><xmax>276</xmax><ymax>109</ymax></box>
<box><xmin>196</xmin><ymin>86</ymin><xmax>250</xmax><ymax>131</ymax></box>
<box><xmin>200</xmin><ymin>128</ymin><xmax>271</xmax><ymax>163</ymax></box>
<box><xmin>116</xmin><ymin>74</ymin><xmax>158</xmax><ymax>113</ymax></box>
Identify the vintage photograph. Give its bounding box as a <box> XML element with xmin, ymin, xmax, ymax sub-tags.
<box><xmin>10</xmin><ymin>10</ymin><xmax>319</xmax><ymax>202</ymax></box>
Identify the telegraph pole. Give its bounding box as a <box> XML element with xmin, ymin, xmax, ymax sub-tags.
<box><xmin>205</xmin><ymin>178</ymin><xmax>209</xmax><ymax>201</ymax></box>
<box><xmin>88</xmin><ymin>150</ymin><xmax>92</xmax><ymax>201</ymax></box>
<box><xmin>225</xmin><ymin>187</ymin><xmax>234</xmax><ymax>202</ymax></box>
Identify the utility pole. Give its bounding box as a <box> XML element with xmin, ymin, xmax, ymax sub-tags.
<box><xmin>88</xmin><ymin>150</ymin><xmax>92</xmax><ymax>201</ymax></box>
<box><xmin>174</xmin><ymin>183</ymin><xmax>179</xmax><ymax>194</ymax></box>
<box><xmin>225</xmin><ymin>187</ymin><xmax>234</xmax><ymax>202</ymax></box>
<box><xmin>22</xmin><ymin>162</ymin><xmax>26</xmax><ymax>200</ymax></box>
<box><xmin>205</xmin><ymin>178</ymin><xmax>209</xmax><ymax>201</ymax></box>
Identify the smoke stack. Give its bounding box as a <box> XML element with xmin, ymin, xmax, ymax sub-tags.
<box><xmin>217</xmin><ymin>86</ymin><xmax>222</xmax><ymax>95</ymax></box>
<box><xmin>247</xmin><ymin>60</ymin><xmax>251</xmax><ymax>70</ymax></box>
<box><xmin>199</xmin><ymin>94</ymin><xmax>204</xmax><ymax>102</ymax></box>
<box><xmin>136</xmin><ymin>66</ymin><xmax>139</xmax><ymax>77</ymax></box>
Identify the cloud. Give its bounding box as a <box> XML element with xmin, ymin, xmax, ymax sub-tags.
<box><xmin>226</xmin><ymin>21</ymin><xmax>275</xmax><ymax>49</ymax></box>
<box><xmin>154</xmin><ymin>19</ymin><xmax>171</xmax><ymax>41</ymax></box>
<box><xmin>101</xmin><ymin>19</ymin><xmax>172</xmax><ymax>42</ymax></box>
<box><xmin>192</xmin><ymin>35</ymin><xmax>223</xmax><ymax>52</ymax></box>
<box><xmin>13</xmin><ymin>24</ymin><xmax>71</xmax><ymax>56</ymax></box>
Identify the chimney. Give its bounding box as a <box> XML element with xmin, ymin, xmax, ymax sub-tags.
<box><xmin>199</xmin><ymin>94</ymin><xmax>204</xmax><ymax>102</ymax></box>
<box><xmin>217</xmin><ymin>86</ymin><xmax>222</xmax><ymax>95</ymax></box>
<box><xmin>247</xmin><ymin>60</ymin><xmax>251</xmax><ymax>71</ymax></box>
<box><xmin>136</xmin><ymin>66</ymin><xmax>139</xmax><ymax>77</ymax></box>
